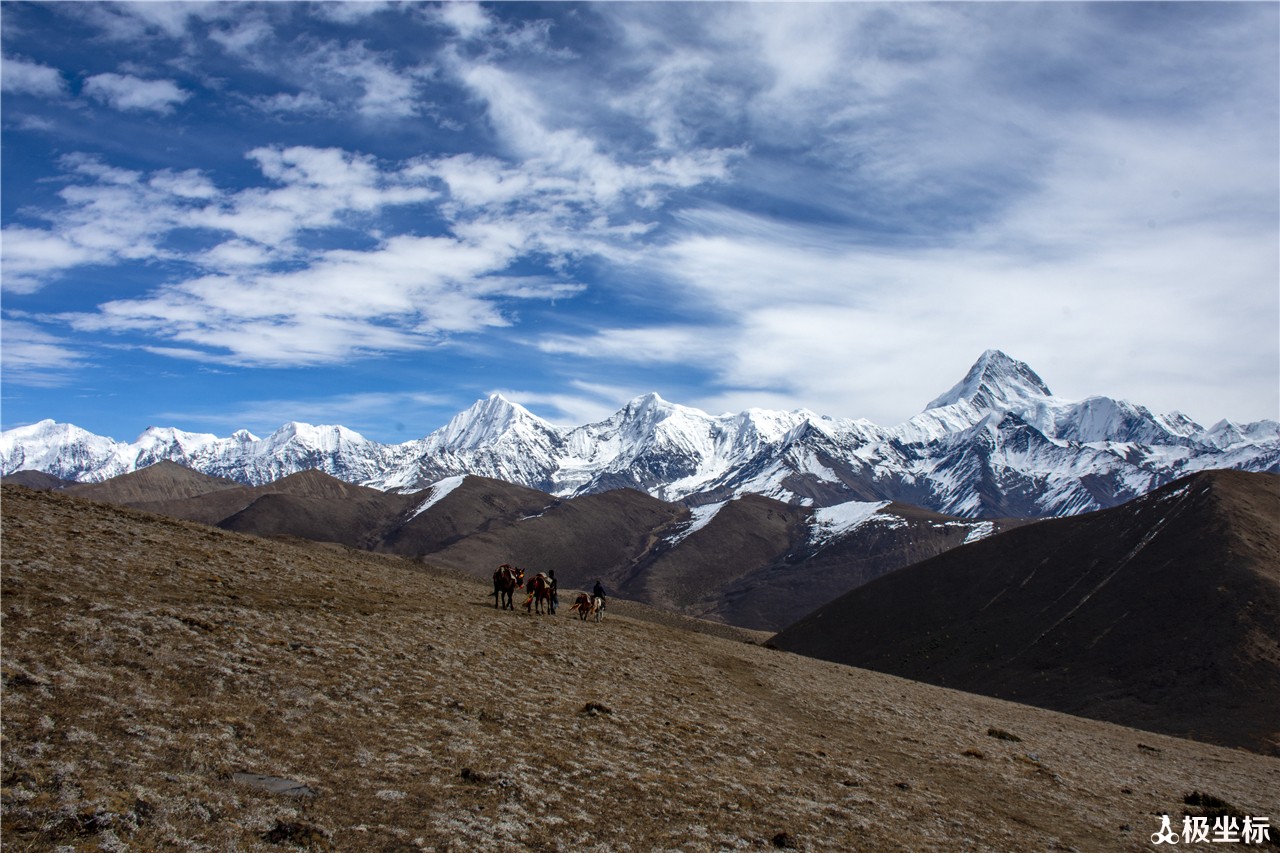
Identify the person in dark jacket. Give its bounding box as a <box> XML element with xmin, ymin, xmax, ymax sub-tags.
<box><xmin>548</xmin><ymin>570</ymin><xmax>558</xmax><ymax>614</ymax></box>
<box><xmin>592</xmin><ymin>579</ymin><xmax>606</xmax><ymax>602</ymax></box>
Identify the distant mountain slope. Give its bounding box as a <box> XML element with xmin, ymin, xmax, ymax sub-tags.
<box><xmin>5</xmin><ymin>350</ymin><xmax>1277</xmax><ymax>519</ymax></box>
<box><xmin>41</xmin><ymin>463</ymin><xmax>1009</xmax><ymax>631</ymax></box>
<box><xmin>207</xmin><ymin>470</ymin><xmax>413</xmax><ymax>549</ymax></box>
<box><xmin>771</xmin><ymin>470</ymin><xmax>1280</xmax><ymax>755</ymax></box>
<box><xmin>419</xmin><ymin>487</ymin><xmax>690</xmax><ymax>595</ymax></box>
<box><xmin>379</xmin><ymin>475</ymin><xmax>562</xmax><ymax>557</ymax></box>
<box><xmin>66</xmin><ymin>460</ymin><xmax>242</xmax><ymax>505</ymax></box>
<box><xmin>405</xmin><ymin>485</ymin><xmax>1016</xmax><ymax>631</ymax></box>
<box><xmin>1</xmin><ymin>470</ymin><xmax>71</xmax><ymax>490</ymax></box>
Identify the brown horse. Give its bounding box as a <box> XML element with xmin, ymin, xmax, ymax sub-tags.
<box><xmin>569</xmin><ymin>592</ymin><xmax>596</xmax><ymax>621</ymax></box>
<box><xmin>492</xmin><ymin>564</ymin><xmax>525</xmax><ymax>610</ymax></box>
<box><xmin>524</xmin><ymin>572</ymin><xmax>554</xmax><ymax>615</ymax></box>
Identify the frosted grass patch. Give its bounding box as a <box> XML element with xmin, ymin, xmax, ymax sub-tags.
<box><xmin>809</xmin><ymin>500</ymin><xmax>891</xmax><ymax>545</ymax></box>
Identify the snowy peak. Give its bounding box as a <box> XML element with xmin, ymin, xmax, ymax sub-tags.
<box><xmin>925</xmin><ymin>349</ymin><xmax>1053</xmax><ymax>413</ymax></box>
<box><xmin>4</xmin><ymin>350</ymin><xmax>1277</xmax><ymax>519</ymax></box>
<box><xmin>432</xmin><ymin>394</ymin><xmax>557</xmax><ymax>451</ymax></box>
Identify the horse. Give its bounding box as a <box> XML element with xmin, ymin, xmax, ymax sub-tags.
<box><xmin>570</xmin><ymin>592</ymin><xmax>593</xmax><ymax>621</ymax></box>
<box><xmin>492</xmin><ymin>564</ymin><xmax>525</xmax><ymax>610</ymax></box>
<box><xmin>570</xmin><ymin>592</ymin><xmax>606</xmax><ymax>622</ymax></box>
<box><xmin>524</xmin><ymin>572</ymin><xmax>554</xmax><ymax>615</ymax></box>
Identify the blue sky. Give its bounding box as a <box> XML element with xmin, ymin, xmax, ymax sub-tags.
<box><xmin>2</xmin><ymin>1</ymin><xmax>1277</xmax><ymax>443</ymax></box>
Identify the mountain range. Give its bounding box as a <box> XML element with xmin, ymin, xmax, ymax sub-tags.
<box><xmin>4</xmin><ymin>350</ymin><xmax>1277</xmax><ymax>518</ymax></box>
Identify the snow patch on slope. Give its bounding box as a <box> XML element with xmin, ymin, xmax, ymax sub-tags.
<box><xmin>664</xmin><ymin>501</ymin><xmax>728</xmax><ymax>547</ymax></box>
<box><xmin>409</xmin><ymin>476</ymin><xmax>466</xmax><ymax>519</ymax></box>
<box><xmin>809</xmin><ymin>500</ymin><xmax>891</xmax><ymax>545</ymax></box>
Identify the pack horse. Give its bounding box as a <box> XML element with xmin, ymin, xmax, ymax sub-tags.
<box><xmin>524</xmin><ymin>572</ymin><xmax>554</xmax><ymax>615</ymax></box>
<box><xmin>570</xmin><ymin>592</ymin><xmax>605</xmax><ymax>623</ymax></box>
<box><xmin>492</xmin><ymin>564</ymin><xmax>525</xmax><ymax>610</ymax></box>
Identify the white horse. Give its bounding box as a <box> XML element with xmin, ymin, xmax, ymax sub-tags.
<box><xmin>590</xmin><ymin>595</ymin><xmax>605</xmax><ymax>623</ymax></box>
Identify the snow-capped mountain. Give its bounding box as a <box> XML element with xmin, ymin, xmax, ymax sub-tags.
<box><xmin>4</xmin><ymin>350</ymin><xmax>1277</xmax><ymax>518</ymax></box>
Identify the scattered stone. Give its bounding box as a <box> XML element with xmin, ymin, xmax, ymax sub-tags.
<box><xmin>894</xmin><ymin>781</ymin><xmax>912</xmax><ymax>790</ymax></box>
<box><xmin>262</xmin><ymin>818</ymin><xmax>332</xmax><ymax>848</ymax></box>
<box><xmin>986</xmin><ymin>727</ymin><xmax>1021</xmax><ymax>742</ymax></box>
<box><xmin>232</xmin><ymin>772</ymin><xmax>317</xmax><ymax>798</ymax></box>
<box><xmin>581</xmin><ymin>702</ymin><xmax>613</xmax><ymax>716</ymax></box>
<box><xmin>772</xmin><ymin>831</ymin><xmax>799</xmax><ymax>849</ymax></box>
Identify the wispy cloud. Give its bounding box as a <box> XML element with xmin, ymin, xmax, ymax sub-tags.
<box><xmin>0</xmin><ymin>319</ymin><xmax>86</xmax><ymax>386</ymax></box>
<box><xmin>156</xmin><ymin>390</ymin><xmax>454</xmax><ymax>438</ymax></box>
<box><xmin>82</xmin><ymin>72</ymin><xmax>191</xmax><ymax>113</ymax></box>
<box><xmin>2</xmin><ymin>56</ymin><xmax>68</xmax><ymax>98</ymax></box>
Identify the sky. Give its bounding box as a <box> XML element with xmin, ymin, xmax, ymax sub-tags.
<box><xmin>2</xmin><ymin>1</ymin><xmax>1277</xmax><ymax>444</ymax></box>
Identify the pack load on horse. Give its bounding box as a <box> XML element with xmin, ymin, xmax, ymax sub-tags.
<box><xmin>524</xmin><ymin>571</ymin><xmax>554</xmax><ymax>615</ymax></box>
<box><xmin>569</xmin><ymin>591</ymin><xmax>606</xmax><ymax>622</ymax></box>
<box><xmin>492</xmin><ymin>564</ymin><xmax>525</xmax><ymax>610</ymax></box>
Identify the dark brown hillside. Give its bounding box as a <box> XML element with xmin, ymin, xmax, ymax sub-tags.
<box><xmin>628</xmin><ymin>494</ymin><xmax>808</xmax><ymax>613</ymax></box>
<box><xmin>54</xmin><ymin>463</ymin><xmax>1028</xmax><ymax>632</ymax></box>
<box><xmin>379</xmin><ymin>475</ymin><xmax>561</xmax><ymax>557</ymax></box>
<box><xmin>640</xmin><ymin>498</ymin><xmax>1027</xmax><ymax>631</ymax></box>
<box><xmin>4</xmin><ymin>484</ymin><xmax>1278</xmax><ymax>851</ymax></box>
<box><xmin>1</xmin><ymin>470</ymin><xmax>72</xmax><ymax>490</ymax></box>
<box><xmin>64</xmin><ymin>460</ymin><xmax>242</xmax><ymax>505</ymax></box>
<box><xmin>422</xmin><ymin>487</ymin><xmax>689</xmax><ymax>593</ymax></box>
<box><xmin>216</xmin><ymin>470</ymin><xmax>415</xmax><ymax>549</ymax></box>
<box><xmin>772</xmin><ymin>470</ymin><xmax>1280</xmax><ymax>755</ymax></box>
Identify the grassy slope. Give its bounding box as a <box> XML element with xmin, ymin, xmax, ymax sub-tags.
<box><xmin>2</xmin><ymin>485</ymin><xmax>1276</xmax><ymax>852</ymax></box>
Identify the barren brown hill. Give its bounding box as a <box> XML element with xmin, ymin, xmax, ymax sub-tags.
<box><xmin>378</xmin><ymin>476</ymin><xmax>563</xmax><ymax>558</ymax></box>
<box><xmin>1</xmin><ymin>470</ymin><xmax>72</xmax><ymax>490</ymax></box>
<box><xmin>4</xmin><ymin>484</ymin><xmax>1278</xmax><ymax>851</ymax></box>
<box><xmin>772</xmin><ymin>470</ymin><xmax>1280</xmax><ymax>756</ymax></box>
<box><xmin>216</xmin><ymin>470</ymin><xmax>415</xmax><ymax>549</ymax></box>
<box><xmin>65</xmin><ymin>460</ymin><xmax>242</xmax><ymax>506</ymax></box>
<box><xmin>630</xmin><ymin>497</ymin><xmax>1026</xmax><ymax>630</ymax></box>
<box><xmin>421</xmin><ymin>487</ymin><xmax>689</xmax><ymax>594</ymax></box>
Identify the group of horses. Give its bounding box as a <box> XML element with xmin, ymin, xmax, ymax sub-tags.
<box><xmin>491</xmin><ymin>564</ymin><xmax>605</xmax><ymax>622</ymax></box>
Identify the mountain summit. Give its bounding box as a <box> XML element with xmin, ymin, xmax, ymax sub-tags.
<box><xmin>925</xmin><ymin>349</ymin><xmax>1053</xmax><ymax>412</ymax></box>
<box><xmin>4</xmin><ymin>350</ymin><xmax>1277</xmax><ymax>518</ymax></box>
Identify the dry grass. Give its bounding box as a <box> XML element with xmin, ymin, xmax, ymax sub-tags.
<box><xmin>2</xmin><ymin>485</ymin><xmax>1277</xmax><ymax>851</ymax></box>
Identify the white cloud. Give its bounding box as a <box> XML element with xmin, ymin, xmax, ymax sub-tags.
<box><xmin>313</xmin><ymin>2</ymin><xmax>396</xmax><ymax>25</ymax></box>
<box><xmin>309</xmin><ymin>41</ymin><xmax>429</xmax><ymax>120</ymax></box>
<box><xmin>0</xmin><ymin>319</ymin><xmax>86</xmax><ymax>385</ymax></box>
<box><xmin>82</xmin><ymin>72</ymin><xmax>191</xmax><ymax>113</ymax></box>
<box><xmin>1</xmin><ymin>57</ymin><xmax>68</xmax><ymax>97</ymax></box>
<box><xmin>208</xmin><ymin>16</ymin><xmax>275</xmax><ymax>55</ymax></box>
<box><xmin>1</xmin><ymin>226</ymin><xmax>109</xmax><ymax>294</ymax></box>
<box><xmin>437</xmin><ymin>2</ymin><xmax>492</xmax><ymax>41</ymax></box>
<box><xmin>61</xmin><ymin>230</ymin><xmax>539</xmax><ymax>366</ymax></box>
<box><xmin>248</xmin><ymin>90</ymin><xmax>330</xmax><ymax>115</ymax></box>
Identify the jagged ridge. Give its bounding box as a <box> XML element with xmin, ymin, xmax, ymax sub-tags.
<box><xmin>3</xmin><ymin>351</ymin><xmax>1277</xmax><ymax>519</ymax></box>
